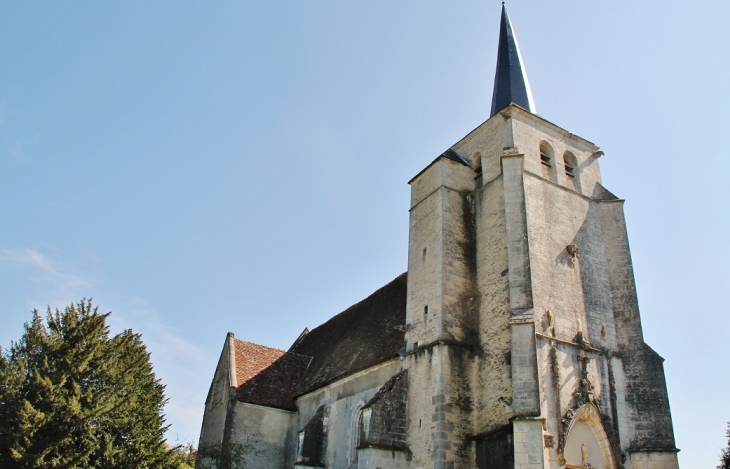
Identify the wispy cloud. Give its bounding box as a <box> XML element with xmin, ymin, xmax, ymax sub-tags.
<box><xmin>0</xmin><ymin>248</ymin><xmax>210</xmax><ymax>443</ymax></box>
<box><xmin>0</xmin><ymin>248</ymin><xmax>90</xmax><ymax>294</ymax></box>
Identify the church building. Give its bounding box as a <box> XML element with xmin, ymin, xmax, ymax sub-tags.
<box><xmin>196</xmin><ymin>6</ymin><xmax>680</xmax><ymax>469</ymax></box>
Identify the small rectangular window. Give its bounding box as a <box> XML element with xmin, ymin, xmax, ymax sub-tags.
<box><xmin>540</xmin><ymin>153</ymin><xmax>551</xmax><ymax>167</ymax></box>
<box><xmin>424</xmin><ymin>305</ymin><xmax>428</xmax><ymax>315</ymax></box>
<box><xmin>297</xmin><ymin>432</ymin><xmax>305</xmax><ymax>460</ymax></box>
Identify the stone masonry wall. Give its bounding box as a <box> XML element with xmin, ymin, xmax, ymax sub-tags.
<box><xmin>292</xmin><ymin>360</ymin><xmax>402</xmax><ymax>469</ymax></box>
<box><xmin>522</xmin><ymin>169</ymin><xmax>616</xmax><ymax>349</ymax></box>
<box><xmin>452</xmin><ymin>113</ymin><xmax>517</xmax><ymax>439</ymax></box>
<box><xmin>598</xmin><ymin>200</ymin><xmax>643</xmax><ymax>351</ymax></box>
<box><xmin>501</xmin><ymin>152</ymin><xmax>542</xmax><ymax>425</ymax></box>
<box><xmin>299</xmin><ymin>405</ymin><xmax>327</xmax><ymax>466</ymax></box>
<box><xmin>502</xmin><ymin>153</ymin><xmax>533</xmax><ymax>314</ymax></box>
<box><xmin>196</xmin><ymin>336</ymin><xmax>233</xmax><ymax>469</ymax></box>
<box><xmin>472</xmin><ymin>175</ymin><xmax>514</xmax><ymax>435</ymax></box>
<box><xmin>357</xmin><ymin>447</ymin><xmax>409</xmax><ymax>469</ymax></box>
<box><xmin>513</xmin><ymin>419</ymin><xmax>545</xmax><ymax>469</ymax></box>
<box><xmin>627</xmin><ymin>451</ymin><xmax>679</xmax><ymax>469</ymax></box>
<box><xmin>407</xmin><ymin>186</ymin><xmax>444</xmax><ymax>347</ymax></box>
<box><xmin>507</xmin><ymin>108</ymin><xmax>677</xmax><ymax>467</ymax></box>
<box><xmin>475</xmin><ymin>426</ymin><xmax>514</xmax><ymax>469</ymax></box>
<box><xmin>536</xmin><ymin>336</ymin><xmax>619</xmax><ymax>469</ymax></box>
<box><xmin>599</xmin><ymin>200</ymin><xmax>677</xmax><ymax>453</ymax></box>
<box><xmin>407</xmin><ymin>157</ymin><xmax>475</xmax><ymax>350</ymax></box>
<box><xmin>403</xmin><ymin>344</ymin><xmax>475</xmax><ymax>469</ymax></box>
<box><xmin>509</xmin><ymin>108</ymin><xmax>601</xmax><ymax>200</ymax></box>
<box><xmin>230</xmin><ymin>403</ymin><xmax>296</xmax><ymax>469</ymax></box>
<box><xmin>514</xmin><ymin>121</ymin><xmax>620</xmax><ymax>468</ymax></box>
<box><xmin>440</xmin><ymin>185</ymin><xmax>477</xmax><ymax>344</ymax></box>
<box><xmin>451</xmin><ymin>110</ymin><xmax>512</xmax><ymax>183</ymax></box>
<box><xmin>359</xmin><ymin>370</ymin><xmax>408</xmax><ymax>451</ymax></box>
<box><xmin>402</xmin><ymin>347</ymin><xmax>435</xmax><ymax>468</ymax></box>
<box><xmin>406</xmin><ymin>149</ymin><xmax>480</xmax><ymax>469</ymax></box>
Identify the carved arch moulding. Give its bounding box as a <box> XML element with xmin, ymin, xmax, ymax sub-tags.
<box><xmin>559</xmin><ymin>403</ymin><xmax>619</xmax><ymax>469</ymax></box>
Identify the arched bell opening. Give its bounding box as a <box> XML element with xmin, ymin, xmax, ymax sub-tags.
<box><xmin>539</xmin><ymin>141</ymin><xmax>557</xmax><ymax>183</ymax></box>
<box><xmin>562</xmin><ymin>151</ymin><xmax>581</xmax><ymax>192</ymax></box>
<box><xmin>562</xmin><ymin>404</ymin><xmax>618</xmax><ymax>469</ymax></box>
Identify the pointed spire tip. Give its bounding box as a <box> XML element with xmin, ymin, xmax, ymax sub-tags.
<box><xmin>490</xmin><ymin>4</ymin><xmax>537</xmax><ymax>117</ymax></box>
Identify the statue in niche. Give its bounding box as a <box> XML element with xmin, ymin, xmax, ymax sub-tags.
<box><xmin>581</xmin><ymin>442</ymin><xmax>591</xmax><ymax>467</ymax></box>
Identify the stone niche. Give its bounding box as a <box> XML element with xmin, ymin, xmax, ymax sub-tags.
<box><xmin>562</xmin><ymin>405</ymin><xmax>616</xmax><ymax>469</ymax></box>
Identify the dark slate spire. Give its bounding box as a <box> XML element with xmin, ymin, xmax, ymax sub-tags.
<box><xmin>490</xmin><ymin>4</ymin><xmax>537</xmax><ymax>117</ymax></box>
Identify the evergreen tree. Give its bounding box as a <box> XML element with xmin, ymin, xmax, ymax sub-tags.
<box><xmin>0</xmin><ymin>300</ymin><xmax>187</xmax><ymax>469</ymax></box>
<box><xmin>720</xmin><ymin>422</ymin><xmax>730</xmax><ymax>469</ymax></box>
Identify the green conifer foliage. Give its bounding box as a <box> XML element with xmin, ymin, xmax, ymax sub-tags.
<box><xmin>720</xmin><ymin>422</ymin><xmax>730</xmax><ymax>469</ymax></box>
<box><xmin>0</xmin><ymin>300</ymin><xmax>188</xmax><ymax>469</ymax></box>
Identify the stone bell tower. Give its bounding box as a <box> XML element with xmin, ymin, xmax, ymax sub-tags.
<box><xmin>402</xmin><ymin>5</ymin><xmax>679</xmax><ymax>469</ymax></box>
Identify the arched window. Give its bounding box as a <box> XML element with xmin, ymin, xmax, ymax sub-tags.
<box><xmin>349</xmin><ymin>404</ymin><xmax>364</xmax><ymax>464</ymax></box>
<box><xmin>539</xmin><ymin>141</ymin><xmax>557</xmax><ymax>182</ymax></box>
<box><xmin>563</xmin><ymin>151</ymin><xmax>580</xmax><ymax>191</ymax></box>
<box><xmin>540</xmin><ymin>144</ymin><xmax>552</xmax><ymax>167</ymax></box>
<box><xmin>564</xmin><ymin>152</ymin><xmax>576</xmax><ymax>178</ymax></box>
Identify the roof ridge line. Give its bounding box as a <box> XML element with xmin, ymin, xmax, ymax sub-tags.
<box><xmin>233</xmin><ymin>337</ymin><xmax>313</xmax><ymax>359</ymax></box>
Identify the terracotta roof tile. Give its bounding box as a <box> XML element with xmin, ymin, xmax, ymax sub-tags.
<box><xmin>233</xmin><ymin>339</ymin><xmax>311</xmax><ymax>410</ymax></box>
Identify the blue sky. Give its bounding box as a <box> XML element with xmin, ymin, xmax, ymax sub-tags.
<box><xmin>0</xmin><ymin>1</ymin><xmax>727</xmax><ymax>466</ymax></box>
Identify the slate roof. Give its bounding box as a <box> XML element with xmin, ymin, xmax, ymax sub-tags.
<box><xmin>289</xmin><ymin>272</ymin><xmax>408</xmax><ymax>397</ymax></box>
<box><xmin>233</xmin><ymin>339</ymin><xmax>311</xmax><ymax>410</ymax></box>
<box><xmin>441</xmin><ymin>149</ymin><xmax>469</xmax><ymax>166</ymax></box>
<box><xmin>231</xmin><ymin>272</ymin><xmax>408</xmax><ymax>409</ymax></box>
<box><xmin>490</xmin><ymin>4</ymin><xmax>536</xmax><ymax>117</ymax></box>
<box><xmin>406</xmin><ymin>149</ymin><xmax>470</xmax><ymax>184</ymax></box>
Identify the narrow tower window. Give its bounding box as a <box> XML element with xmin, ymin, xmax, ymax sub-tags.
<box><xmin>424</xmin><ymin>305</ymin><xmax>428</xmax><ymax>316</ymax></box>
<box><xmin>297</xmin><ymin>432</ymin><xmax>305</xmax><ymax>461</ymax></box>
<box><xmin>564</xmin><ymin>151</ymin><xmax>577</xmax><ymax>177</ymax></box>
<box><xmin>563</xmin><ymin>151</ymin><xmax>580</xmax><ymax>192</ymax></box>
<box><xmin>565</xmin><ymin>160</ymin><xmax>575</xmax><ymax>177</ymax></box>
<box><xmin>540</xmin><ymin>141</ymin><xmax>557</xmax><ymax>182</ymax></box>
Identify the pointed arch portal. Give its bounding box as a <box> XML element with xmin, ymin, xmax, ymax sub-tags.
<box><xmin>563</xmin><ymin>404</ymin><xmax>617</xmax><ymax>469</ymax></box>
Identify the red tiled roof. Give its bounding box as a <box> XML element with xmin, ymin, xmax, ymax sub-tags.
<box><xmin>233</xmin><ymin>340</ymin><xmax>285</xmax><ymax>387</ymax></box>
<box><xmin>233</xmin><ymin>339</ymin><xmax>311</xmax><ymax>411</ymax></box>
